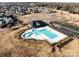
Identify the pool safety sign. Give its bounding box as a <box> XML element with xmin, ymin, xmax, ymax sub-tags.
<box><xmin>21</xmin><ymin>26</ymin><xmax>67</xmax><ymax>43</ymax></box>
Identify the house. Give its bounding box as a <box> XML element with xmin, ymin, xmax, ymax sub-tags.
<box><xmin>0</xmin><ymin>14</ymin><xmax>17</xmax><ymax>28</ymax></box>
<box><xmin>27</xmin><ymin>20</ymin><xmax>49</xmax><ymax>28</ymax></box>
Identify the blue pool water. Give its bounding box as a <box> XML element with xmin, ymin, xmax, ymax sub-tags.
<box><xmin>22</xmin><ymin>29</ymin><xmax>58</xmax><ymax>39</ymax></box>
<box><xmin>41</xmin><ymin>29</ymin><xmax>57</xmax><ymax>39</ymax></box>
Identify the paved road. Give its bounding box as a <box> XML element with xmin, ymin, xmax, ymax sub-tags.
<box><xmin>62</xmin><ymin>26</ymin><xmax>79</xmax><ymax>34</ymax></box>
<box><xmin>53</xmin><ymin>23</ymin><xmax>79</xmax><ymax>38</ymax></box>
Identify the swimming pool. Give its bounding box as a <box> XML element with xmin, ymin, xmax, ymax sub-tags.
<box><xmin>21</xmin><ymin>26</ymin><xmax>67</xmax><ymax>43</ymax></box>
<box><xmin>22</xmin><ymin>29</ymin><xmax>58</xmax><ymax>39</ymax></box>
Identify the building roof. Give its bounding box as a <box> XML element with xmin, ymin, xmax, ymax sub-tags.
<box><xmin>31</xmin><ymin>20</ymin><xmax>49</xmax><ymax>28</ymax></box>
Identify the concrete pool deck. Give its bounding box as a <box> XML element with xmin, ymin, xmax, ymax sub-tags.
<box><xmin>21</xmin><ymin>26</ymin><xmax>68</xmax><ymax>44</ymax></box>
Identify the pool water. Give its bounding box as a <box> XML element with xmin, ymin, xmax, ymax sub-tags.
<box><xmin>41</xmin><ymin>29</ymin><xmax>57</xmax><ymax>39</ymax></box>
<box><xmin>22</xmin><ymin>29</ymin><xmax>57</xmax><ymax>39</ymax></box>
